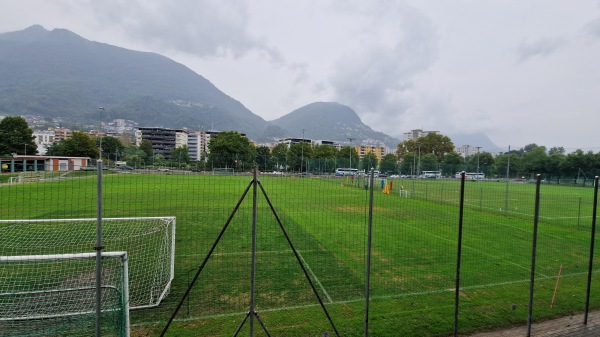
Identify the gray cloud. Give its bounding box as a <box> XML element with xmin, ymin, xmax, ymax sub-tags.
<box><xmin>516</xmin><ymin>37</ymin><xmax>567</xmax><ymax>62</ymax></box>
<box><xmin>85</xmin><ymin>0</ymin><xmax>284</xmax><ymax>63</ymax></box>
<box><xmin>329</xmin><ymin>3</ymin><xmax>438</xmax><ymax>118</ymax></box>
<box><xmin>584</xmin><ymin>17</ymin><xmax>600</xmax><ymax>39</ymax></box>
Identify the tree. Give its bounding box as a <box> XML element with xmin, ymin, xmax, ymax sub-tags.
<box><xmin>399</xmin><ymin>152</ymin><xmax>416</xmax><ymax>176</ymax></box>
<box><xmin>139</xmin><ymin>140</ymin><xmax>154</xmax><ymax>164</ymax></box>
<box><xmin>360</xmin><ymin>152</ymin><xmax>379</xmax><ymax>171</ymax></box>
<box><xmin>549</xmin><ymin>147</ymin><xmax>565</xmax><ymax>156</ymax></box>
<box><xmin>207</xmin><ymin>131</ymin><xmax>256</xmax><ymax>170</ymax></box>
<box><xmin>288</xmin><ymin>142</ymin><xmax>314</xmax><ymax>172</ymax></box>
<box><xmin>419</xmin><ymin>153</ymin><xmax>438</xmax><ymax>172</ymax></box>
<box><xmin>396</xmin><ymin>133</ymin><xmax>454</xmax><ymax>163</ymax></box>
<box><xmin>313</xmin><ymin>144</ymin><xmax>336</xmax><ymax>159</ymax></box>
<box><xmin>255</xmin><ymin>146</ymin><xmax>271</xmax><ymax>171</ymax></box>
<box><xmin>441</xmin><ymin>152</ymin><xmax>464</xmax><ymax>176</ymax></box>
<box><xmin>0</xmin><ymin>116</ymin><xmax>37</xmax><ymax>156</ymax></box>
<box><xmin>380</xmin><ymin>154</ymin><xmax>398</xmax><ymax>174</ymax></box>
<box><xmin>337</xmin><ymin>146</ymin><xmax>358</xmax><ymax>169</ymax></box>
<box><xmin>98</xmin><ymin>136</ymin><xmax>124</xmax><ymax>162</ymax></box>
<box><xmin>271</xmin><ymin>143</ymin><xmax>288</xmax><ymax>171</ymax></box>
<box><xmin>170</xmin><ymin>146</ymin><xmax>191</xmax><ymax>168</ymax></box>
<box><xmin>522</xmin><ymin>147</ymin><xmax>549</xmax><ymax>177</ymax></box>
<box><xmin>46</xmin><ymin>131</ymin><xmax>98</xmax><ymax>158</ymax></box>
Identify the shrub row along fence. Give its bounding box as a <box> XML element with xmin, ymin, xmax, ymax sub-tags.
<box><xmin>0</xmin><ymin>167</ymin><xmax>599</xmax><ymax>337</ymax></box>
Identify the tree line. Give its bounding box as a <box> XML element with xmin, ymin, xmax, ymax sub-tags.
<box><xmin>1</xmin><ymin>116</ymin><xmax>598</xmax><ymax>180</ymax></box>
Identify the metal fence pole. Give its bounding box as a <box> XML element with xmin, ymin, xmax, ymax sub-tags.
<box><xmin>249</xmin><ymin>168</ymin><xmax>258</xmax><ymax>336</ymax></box>
<box><xmin>527</xmin><ymin>174</ymin><xmax>542</xmax><ymax>337</ymax></box>
<box><xmin>364</xmin><ymin>168</ymin><xmax>375</xmax><ymax>336</ymax></box>
<box><xmin>453</xmin><ymin>172</ymin><xmax>466</xmax><ymax>336</ymax></box>
<box><xmin>584</xmin><ymin>176</ymin><xmax>599</xmax><ymax>324</ymax></box>
<box><xmin>95</xmin><ymin>160</ymin><xmax>104</xmax><ymax>337</ymax></box>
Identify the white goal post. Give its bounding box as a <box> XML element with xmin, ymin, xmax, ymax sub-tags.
<box><xmin>0</xmin><ymin>252</ymin><xmax>130</xmax><ymax>337</ymax></box>
<box><xmin>0</xmin><ymin>216</ymin><xmax>175</xmax><ymax>310</ymax></box>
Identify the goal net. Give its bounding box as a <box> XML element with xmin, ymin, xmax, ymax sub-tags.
<box><xmin>0</xmin><ymin>217</ymin><xmax>175</xmax><ymax>310</ymax></box>
<box><xmin>0</xmin><ymin>252</ymin><xmax>129</xmax><ymax>337</ymax></box>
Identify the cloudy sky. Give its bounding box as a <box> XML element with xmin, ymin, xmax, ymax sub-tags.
<box><xmin>2</xmin><ymin>0</ymin><xmax>600</xmax><ymax>151</ymax></box>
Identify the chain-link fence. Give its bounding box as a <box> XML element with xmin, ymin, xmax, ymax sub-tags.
<box><xmin>1</xmin><ymin>168</ymin><xmax>598</xmax><ymax>336</ymax></box>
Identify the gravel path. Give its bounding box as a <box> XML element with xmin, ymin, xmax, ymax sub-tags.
<box><xmin>465</xmin><ymin>311</ymin><xmax>600</xmax><ymax>337</ymax></box>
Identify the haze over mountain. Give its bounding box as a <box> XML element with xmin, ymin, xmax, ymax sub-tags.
<box><xmin>271</xmin><ymin>102</ymin><xmax>400</xmax><ymax>148</ymax></box>
<box><xmin>0</xmin><ymin>25</ymin><xmax>498</xmax><ymax>151</ymax></box>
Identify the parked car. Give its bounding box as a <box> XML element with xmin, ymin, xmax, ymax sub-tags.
<box><xmin>117</xmin><ymin>165</ymin><xmax>134</xmax><ymax>170</ymax></box>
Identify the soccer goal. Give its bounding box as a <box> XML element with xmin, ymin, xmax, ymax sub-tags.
<box><xmin>0</xmin><ymin>252</ymin><xmax>130</xmax><ymax>337</ymax></box>
<box><xmin>0</xmin><ymin>217</ymin><xmax>175</xmax><ymax>310</ymax></box>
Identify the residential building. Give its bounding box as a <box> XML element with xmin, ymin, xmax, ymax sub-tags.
<box><xmin>455</xmin><ymin>144</ymin><xmax>481</xmax><ymax>157</ymax></box>
<box><xmin>135</xmin><ymin>127</ymin><xmax>185</xmax><ymax>159</ymax></box>
<box><xmin>355</xmin><ymin>145</ymin><xmax>385</xmax><ymax>161</ymax></box>
<box><xmin>32</xmin><ymin>130</ymin><xmax>55</xmax><ymax>155</ymax></box>
<box><xmin>403</xmin><ymin>129</ymin><xmax>438</xmax><ymax>141</ymax></box>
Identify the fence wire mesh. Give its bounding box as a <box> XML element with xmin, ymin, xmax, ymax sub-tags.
<box><xmin>0</xmin><ymin>168</ymin><xmax>599</xmax><ymax>336</ymax></box>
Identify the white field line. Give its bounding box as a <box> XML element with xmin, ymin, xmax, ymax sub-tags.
<box><xmin>177</xmin><ymin>249</ymin><xmax>332</xmax><ymax>303</ymax></box>
<box><xmin>132</xmin><ymin>269</ymin><xmax>600</xmax><ymax>327</ymax></box>
<box><xmin>296</xmin><ymin>249</ymin><xmax>333</xmax><ymax>304</ymax></box>
<box><xmin>176</xmin><ymin>250</ymin><xmax>316</xmax><ymax>258</ymax></box>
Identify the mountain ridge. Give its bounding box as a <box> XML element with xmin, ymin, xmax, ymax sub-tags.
<box><xmin>0</xmin><ymin>25</ymin><xmax>498</xmax><ymax>151</ymax></box>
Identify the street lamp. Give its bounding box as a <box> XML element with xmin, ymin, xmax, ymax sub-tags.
<box><xmin>301</xmin><ymin>129</ymin><xmax>305</xmax><ymax>173</ymax></box>
<box><xmin>417</xmin><ymin>143</ymin><xmax>422</xmax><ymax>177</ymax></box>
<box><xmin>348</xmin><ymin>137</ymin><xmax>355</xmax><ymax>169</ymax></box>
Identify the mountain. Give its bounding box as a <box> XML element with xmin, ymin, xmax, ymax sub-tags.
<box><xmin>0</xmin><ymin>25</ymin><xmax>266</xmax><ymax>137</ymax></box>
<box><xmin>0</xmin><ymin>25</ymin><xmax>411</xmax><ymax>149</ymax></box>
<box><xmin>270</xmin><ymin>102</ymin><xmax>400</xmax><ymax>148</ymax></box>
<box><xmin>446</xmin><ymin>133</ymin><xmax>502</xmax><ymax>153</ymax></box>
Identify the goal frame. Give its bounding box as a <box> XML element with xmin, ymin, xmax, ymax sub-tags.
<box><xmin>0</xmin><ymin>251</ymin><xmax>130</xmax><ymax>337</ymax></box>
<box><xmin>0</xmin><ymin>216</ymin><xmax>175</xmax><ymax>310</ymax></box>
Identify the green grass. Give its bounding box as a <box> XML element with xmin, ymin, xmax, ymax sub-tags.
<box><xmin>1</xmin><ymin>173</ymin><xmax>599</xmax><ymax>336</ymax></box>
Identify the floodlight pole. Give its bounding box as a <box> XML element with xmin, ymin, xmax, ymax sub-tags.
<box><xmin>348</xmin><ymin>138</ymin><xmax>355</xmax><ymax>169</ymax></box>
<box><xmin>301</xmin><ymin>129</ymin><xmax>305</xmax><ymax>174</ymax></box>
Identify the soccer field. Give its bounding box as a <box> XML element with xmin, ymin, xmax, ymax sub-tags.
<box><xmin>1</xmin><ymin>172</ymin><xmax>599</xmax><ymax>336</ymax></box>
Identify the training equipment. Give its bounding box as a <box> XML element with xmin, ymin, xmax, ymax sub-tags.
<box><xmin>0</xmin><ymin>217</ymin><xmax>175</xmax><ymax>309</ymax></box>
<box><xmin>0</xmin><ymin>252</ymin><xmax>130</xmax><ymax>337</ymax></box>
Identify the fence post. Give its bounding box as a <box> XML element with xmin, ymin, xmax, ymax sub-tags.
<box><xmin>527</xmin><ymin>174</ymin><xmax>542</xmax><ymax>337</ymax></box>
<box><xmin>364</xmin><ymin>168</ymin><xmax>375</xmax><ymax>336</ymax></box>
<box><xmin>95</xmin><ymin>160</ymin><xmax>104</xmax><ymax>337</ymax></box>
<box><xmin>584</xmin><ymin>176</ymin><xmax>599</xmax><ymax>324</ymax></box>
<box><xmin>453</xmin><ymin>172</ymin><xmax>466</xmax><ymax>336</ymax></box>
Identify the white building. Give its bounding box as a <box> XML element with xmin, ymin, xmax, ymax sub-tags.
<box><xmin>455</xmin><ymin>144</ymin><xmax>481</xmax><ymax>157</ymax></box>
<box><xmin>32</xmin><ymin>130</ymin><xmax>55</xmax><ymax>155</ymax></box>
<box><xmin>403</xmin><ymin>129</ymin><xmax>438</xmax><ymax>141</ymax></box>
